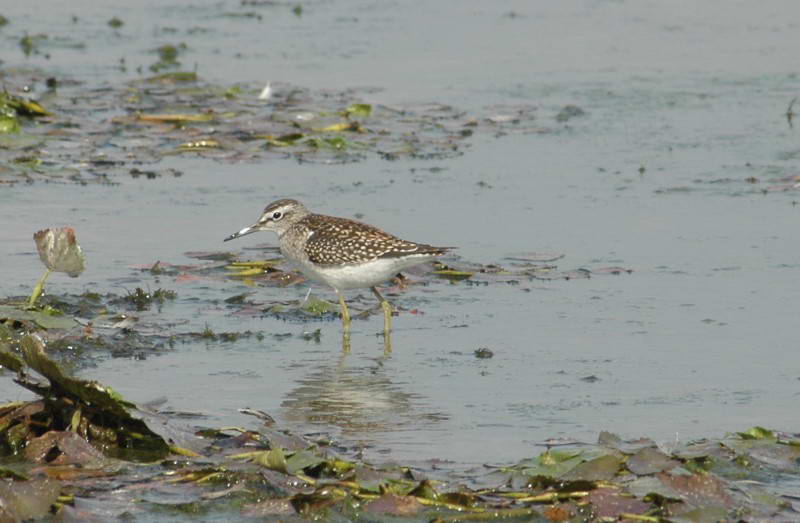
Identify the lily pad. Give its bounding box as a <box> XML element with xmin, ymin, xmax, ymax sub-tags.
<box><xmin>626</xmin><ymin>446</ymin><xmax>680</xmax><ymax>475</ymax></box>
<box><xmin>560</xmin><ymin>453</ymin><xmax>623</xmax><ymax>481</ymax></box>
<box><xmin>513</xmin><ymin>449</ymin><xmax>584</xmax><ymax>477</ymax></box>
<box><xmin>656</xmin><ymin>471</ymin><xmax>734</xmax><ymax>508</ymax></box>
<box><xmin>0</xmin><ymin>304</ymin><xmax>76</xmax><ymax>330</ymax></box>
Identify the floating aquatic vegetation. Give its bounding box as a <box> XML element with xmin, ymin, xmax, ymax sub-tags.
<box><xmin>342</xmin><ymin>102</ymin><xmax>372</xmax><ymax>118</ymax></box>
<box><xmin>0</xmin><ymin>335</ymin><xmax>171</xmax><ymax>460</ymax></box>
<box><xmin>0</xmin><ymin>68</ymin><xmax>543</xmax><ymax>183</ymax></box>
<box><xmin>474</xmin><ymin>347</ymin><xmax>494</xmax><ymax>359</ymax></box>
<box><xmin>432</xmin><ymin>261</ymin><xmax>475</xmax><ymax>281</ymax></box>
<box><xmin>0</xmin><ymin>90</ymin><xmax>50</xmax><ymax>135</ymax></box>
<box><xmin>19</xmin><ymin>33</ymin><xmax>47</xmax><ymax>56</ymax></box>
<box><xmin>0</xmin><ymin>332</ymin><xmax>798</xmax><ymax>519</ymax></box>
<box><xmin>0</xmin><ymin>304</ymin><xmax>76</xmax><ymax>330</ymax></box>
<box><xmin>120</xmin><ymin>287</ymin><xmax>177</xmax><ymax>311</ymax></box>
<box><xmin>144</xmin><ymin>71</ymin><xmax>199</xmax><ymax>83</ymax></box>
<box><xmin>149</xmin><ymin>43</ymin><xmax>186</xmax><ymax>72</ymax></box>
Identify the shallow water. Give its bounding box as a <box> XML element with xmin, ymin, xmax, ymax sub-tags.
<box><xmin>2</xmin><ymin>0</ymin><xmax>800</xmax><ymax>469</ymax></box>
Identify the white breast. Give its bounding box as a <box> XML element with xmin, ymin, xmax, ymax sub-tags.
<box><xmin>293</xmin><ymin>254</ymin><xmax>436</xmax><ymax>291</ymax></box>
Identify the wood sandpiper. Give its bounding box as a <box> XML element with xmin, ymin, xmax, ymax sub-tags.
<box><xmin>223</xmin><ymin>199</ymin><xmax>452</xmax><ymax>347</ymax></box>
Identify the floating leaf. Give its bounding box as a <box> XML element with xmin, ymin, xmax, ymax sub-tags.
<box><xmin>343</xmin><ymin>103</ymin><xmax>372</xmax><ymax>118</ymax></box>
<box><xmin>144</xmin><ymin>71</ymin><xmax>198</xmax><ymax>83</ymax></box>
<box><xmin>226</xmin><ymin>267</ymin><xmax>266</xmax><ymax>277</ymax></box>
<box><xmin>254</xmin><ymin>448</ymin><xmax>289</xmax><ymax>473</ymax></box>
<box><xmin>33</xmin><ymin>227</ymin><xmax>86</xmax><ymax>277</ymax></box>
<box><xmin>24</xmin><ymin>431</ymin><xmax>108</xmax><ymax>466</ymax></box>
<box><xmin>0</xmin><ymin>91</ymin><xmax>51</xmax><ymax>117</ymax></box>
<box><xmin>586</xmin><ymin>487</ymin><xmax>651</xmax><ymax>519</ymax></box>
<box><xmin>514</xmin><ymin>449</ymin><xmax>584</xmax><ymax>477</ymax></box>
<box><xmin>365</xmin><ymin>493</ymin><xmax>422</xmax><ymax>517</ymax></box>
<box><xmin>292</xmin><ymin>486</ymin><xmax>348</xmax><ymax>515</ymax></box>
<box><xmin>137</xmin><ymin>113</ymin><xmax>215</xmax><ymax>123</ymax></box>
<box><xmin>285</xmin><ymin>449</ymin><xmax>326</xmax><ymax>474</ymax></box>
<box><xmin>433</xmin><ymin>269</ymin><xmax>473</xmax><ymax>281</ymax></box>
<box><xmin>314</xmin><ymin>121</ymin><xmax>361</xmax><ymax>133</ymax></box>
<box><xmin>266</xmin><ymin>132</ymin><xmax>305</xmax><ymax>146</ymax></box>
<box><xmin>25</xmin><ymin>310</ymin><xmax>77</xmax><ymax>329</ymax></box>
<box><xmin>229</xmin><ymin>260</ymin><xmax>278</xmax><ymax>268</ymax></box>
<box><xmin>656</xmin><ymin>471</ymin><xmax>734</xmax><ymax>508</ymax></box>
<box><xmin>301</xmin><ymin>296</ymin><xmax>336</xmax><ymax>315</ymax></box>
<box><xmin>626</xmin><ymin>447</ymin><xmax>680</xmax><ymax>475</ymax></box>
<box><xmin>16</xmin><ymin>99</ymin><xmax>50</xmax><ymax>117</ymax></box>
<box><xmin>408</xmin><ymin>479</ymin><xmax>439</xmax><ymax>500</ymax></box>
<box><xmin>0</xmin><ymin>305</ymin><xmax>76</xmax><ymax>330</ymax></box>
<box><xmin>560</xmin><ymin>454</ymin><xmax>622</xmax><ymax>481</ymax></box>
<box><xmin>305</xmin><ymin>136</ymin><xmax>350</xmax><ymax>150</ymax></box>
<box><xmin>738</xmin><ymin>426</ymin><xmax>775</xmax><ymax>441</ymax></box>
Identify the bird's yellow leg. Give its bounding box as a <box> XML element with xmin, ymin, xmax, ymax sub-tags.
<box><xmin>382</xmin><ymin>323</ymin><xmax>392</xmax><ymax>354</ymax></box>
<box><xmin>370</xmin><ymin>286</ymin><xmax>393</xmax><ymax>335</ymax></box>
<box><xmin>336</xmin><ymin>290</ymin><xmax>351</xmax><ymax>330</ymax></box>
<box><xmin>381</xmin><ymin>301</ymin><xmax>392</xmax><ymax>334</ymax></box>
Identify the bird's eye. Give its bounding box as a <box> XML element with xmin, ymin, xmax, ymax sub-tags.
<box><xmin>272</xmin><ymin>211</ymin><xmax>283</xmax><ymax>220</ymax></box>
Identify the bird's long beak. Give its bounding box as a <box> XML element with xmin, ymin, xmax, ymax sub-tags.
<box><xmin>223</xmin><ymin>224</ymin><xmax>258</xmax><ymax>242</ymax></box>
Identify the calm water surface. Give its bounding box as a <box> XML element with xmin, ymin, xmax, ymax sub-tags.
<box><xmin>1</xmin><ymin>0</ymin><xmax>799</xmax><ymax>465</ymax></box>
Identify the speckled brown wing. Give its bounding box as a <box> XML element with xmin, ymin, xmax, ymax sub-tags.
<box><xmin>301</xmin><ymin>214</ymin><xmax>447</xmax><ymax>265</ymax></box>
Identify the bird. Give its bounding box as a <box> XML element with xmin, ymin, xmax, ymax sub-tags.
<box><xmin>223</xmin><ymin>199</ymin><xmax>452</xmax><ymax>345</ymax></box>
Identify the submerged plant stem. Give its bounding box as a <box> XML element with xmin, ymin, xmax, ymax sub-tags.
<box><xmin>28</xmin><ymin>268</ymin><xmax>52</xmax><ymax>308</ymax></box>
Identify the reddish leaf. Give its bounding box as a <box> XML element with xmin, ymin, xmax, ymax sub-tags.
<box><xmin>657</xmin><ymin>472</ymin><xmax>734</xmax><ymax>508</ymax></box>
